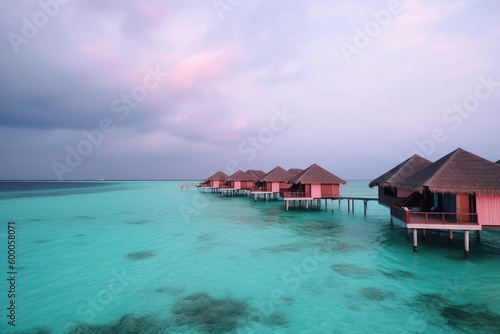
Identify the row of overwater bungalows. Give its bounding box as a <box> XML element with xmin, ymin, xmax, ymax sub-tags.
<box><xmin>199</xmin><ymin>163</ymin><xmax>346</xmax><ymax>205</ymax></box>
<box><xmin>197</xmin><ymin>148</ymin><xmax>500</xmax><ymax>255</ymax></box>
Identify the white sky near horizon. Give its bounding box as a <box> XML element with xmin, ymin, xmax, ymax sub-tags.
<box><xmin>0</xmin><ymin>0</ymin><xmax>499</xmax><ymax>180</ymax></box>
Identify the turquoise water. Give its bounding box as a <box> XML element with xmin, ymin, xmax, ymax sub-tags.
<box><xmin>1</xmin><ymin>181</ymin><xmax>500</xmax><ymax>333</ymax></box>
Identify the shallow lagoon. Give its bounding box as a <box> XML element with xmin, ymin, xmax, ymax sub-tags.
<box><xmin>1</xmin><ymin>181</ymin><xmax>499</xmax><ymax>333</ymax></box>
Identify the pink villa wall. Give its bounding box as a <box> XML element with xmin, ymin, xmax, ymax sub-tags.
<box><xmin>213</xmin><ymin>180</ymin><xmax>220</xmax><ymax>188</ymax></box>
<box><xmin>271</xmin><ymin>182</ymin><xmax>280</xmax><ymax>192</ymax></box>
<box><xmin>377</xmin><ymin>186</ymin><xmax>408</xmax><ymax>207</ymax></box>
<box><xmin>319</xmin><ymin>184</ymin><xmax>340</xmax><ymax>198</ymax></box>
<box><xmin>311</xmin><ymin>184</ymin><xmax>322</xmax><ymax>198</ymax></box>
<box><xmin>476</xmin><ymin>195</ymin><xmax>500</xmax><ymax>226</ymax></box>
<box><xmin>241</xmin><ymin>181</ymin><xmax>253</xmax><ymax>189</ymax></box>
<box><xmin>234</xmin><ymin>181</ymin><xmax>241</xmax><ymax>190</ymax></box>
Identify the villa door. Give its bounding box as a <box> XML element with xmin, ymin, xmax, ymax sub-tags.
<box><xmin>457</xmin><ymin>194</ymin><xmax>476</xmax><ymax>222</ymax></box>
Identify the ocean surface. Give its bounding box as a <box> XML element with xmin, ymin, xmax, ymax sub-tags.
<box><xmin>1</xmin><ymin>180</ymin><xmax>499</xmax><ymax>334</ymax></box>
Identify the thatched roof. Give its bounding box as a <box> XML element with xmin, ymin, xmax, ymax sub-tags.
<box><xmin>288</xmin><ymin>163</ymin><xmax>346</xmax><ymax>185</ymax></box>
<box><xmin>246</xmin><ymin>169</ymin><xmax>267</xmax><ymax>180</ymax></box>
<box><xmin>262</xmin><ymin>166</ymin><xmax>294</xmax><ymax>182</ymax></box>
<box><xmin>227</xmin><ymin>170</ymin><xmax>258</xmax><ymax>182</ymax></box>
<box><xmin>394</xmin><ymin>148</ymin><xmax>500</xmax><ymax>195</ymax></box>
<box><xmin>369</xmin><ymin>154</ymin><xmax>432</xmax><ymax>188</ymax></box>
<box><xmin>288</xmin><ymin>168</ymin><xmax>303</xmax><ymax>176</ymax></box>
<box><xmin>205</xmin><ymin>171</ymin><xmax>229</xmax><ymax>182</ymax></box>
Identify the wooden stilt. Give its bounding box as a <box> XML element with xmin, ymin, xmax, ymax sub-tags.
<box><xmin>306</xmin><ymin>200</ymin><xmax>309</xmax><ymax>210</ymax></box>
<box><xmin>413</xmin><ymin>229</ymin><xmax>418</xmax><ymax>252</ymax></box>
<box><xmin>331</xmin><ymin>199</ymin><xmax>334</xmax><ymax>213</ymax></box>
<box><xmin>348</xmin><ymin>200</ymin><xmax>350</xmax><ymax>212</ymax></box>
<box><xmin>363</xmin><ymin>200</ymin><xmax>367</xmax><ymax>214</ymax></box>
<box><xmin>422</xmin><ymin>229</ymin><xmax>426</xmax><ymax>241</ymax></box>
<box><xmin>464</xmin><ymin>230</ymin><xmax>470</xmax><ymax>257</ymax></box>
<box><xmin>476</xmin><ymin>230</ymin><xmax>481</xmax><ymax>242</ymax></box>
<box><xmin>352</xmin><ymin>200</ymin><xmax>354</xmax><ymax>212</ymax></box>
<box><xmin>448</xmin><ymin>230</ymin><xmax>453</xmax><ymax>244</ymax></box>
<box><xmin>407</xmin><ymin>228</ymin><xmax>410</xmax><ymax>240</ymax></box>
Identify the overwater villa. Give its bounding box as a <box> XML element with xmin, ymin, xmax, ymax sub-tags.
<box><xmin>246</xmin><ymin>169</ymin><xmax>267</xmax><ymax>180</ymax></box>
<box><xmin>369</xmin><ymin>154</ymin><xmax>432</xmax><ymax>207</ymax></box>
<box><xmin>288</xmin><ymin>168</ymin><xmax>303</xmax><ymax>176</ymax></box>
<box><xmin>381</xmin><ymin>148</ymin><xmax>500</xmax><ymax>256</ymax></box>
<box><xmin>222</xmin><ymin>170</ymin><xmax>258</xmax><ymax>196</ymax></box>
<box><xmin>246</xmin><ymin>169</ymin><xmax>267</xmax><ymax>191</ymax></box>
<box><xmin>284</xmin><ymin>163</ymin><xmax>347</xmax><ymax>210</ymax></box>
<box><xmin>199</xmin><ymin>171</ymin><xmax>229</xmax><ymax>192</ymax></box>
<box><xmin>250</xmin><ymin>166</ymin><xmax>294</xmax><ymax>201</ymax></box>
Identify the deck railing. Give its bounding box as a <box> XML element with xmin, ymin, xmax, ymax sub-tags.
<box><xmin>282</xmin><ymin>192</ymin><xmax>306</xmax><ymax>198</ymax></box>
<box><xmin>391</xmin><ymin>206</ymin><xmax>478</xmax><ymax>225</ymax></box>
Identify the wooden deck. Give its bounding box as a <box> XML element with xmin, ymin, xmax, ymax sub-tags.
<box><xmin>390</xmin><ymin>205</ymin><xmax>481</xmax><ymax>255</ymax></box>
<box><xmin>390</xmin><ymin>206</ymin><xmax>480</xmax><ymax>230</ymax></box>
<box><xmin>250</xmin><ymin>191</ymin><xmax>276</xmax><ymax>201</ymax></box>
<box><xmin>180</xmin><ymin>183</ymin><xmax>199</xmax><ymax>191</ymax></box>
<box><xmin>333</xmin><ymin>196</ymin><xmax>378</xmax><ymax>213</ymax></box>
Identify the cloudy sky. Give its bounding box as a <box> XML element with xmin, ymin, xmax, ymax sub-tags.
<box><xmin>1</xmin><ymin>0</ymin><xmax>499</xmax><ymax>180</ymax></box>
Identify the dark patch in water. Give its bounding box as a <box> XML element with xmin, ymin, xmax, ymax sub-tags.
<box><xmin>33</xmin><ymin>239</ymin><xmax>50</xmax><ymax>244</ymax></box>
<box><xmin>171</xmin><ymin>292</ymin><xmax>289</xmax><ymax>333</ymax></box>
<box><xmin>330</xmin><ymin>242</ymin><xmax>365</xmax><ymax>253</ymax></box>
<box><xmin>360</xmin><ymin>287</ymin><xmax>386</xmax><ymax>301</ymax></box>
<box><xmin>264</xmin><ymin>312</ymin><xmax>288</xmax><ymax>327</ymax></box>
<box><xmin>198</xmin><ymin>233</ymin><xmax>214</xmax><ymax>242</ymax></box>
<box><xmin>411</xmin><ymin>293</ymin><xmax>500</xmax><ymax>331</ymax></box>
<box><xmin>29</xmin><ymin>218</ymin><xmax>44</xmax><ymax>222</ymax></box>
<box><xmin>441</xmin><ymin>306</ymin><xmax>500</xmax><ymax>332</ymax></box>
<box><xmin>172</xmin><ymin>292</ymin><xmax>248</xmax><ymax>333</ymax></box>
<box><xmin>261</xmin><ymin>243</ymin><xmax>302</xmax><ymax>253</ymax></box>
<box><xmin>305</xmin><ymin>223</ymin><xmax>339</xmax><ymax>232</ymax></box>
<box><xmin>154</xmin><ymin>286</ymin><xmax>185</xmax><ymax>296</ymax></box>
<box><xmin>413</xmin><ymin>293</ymin><xmax>451</xmax><ymax>312</ymax></box>
<box><xmin>383</xmin><ymin>270</ymin><xmax>416</xmax><ymax>280</ymax></box>
<box><xmin>74</xmin><ymin>215</ymin><xmax>93</xmax><ymax>220</ymax></box>
<box><xmin>67</xmin><ymin>314</ymin><xmax>165</xmax><ymax>334</ymax></box>
<box><xmin>17</xmin><ymin>327</ymin><xmax>52</xmax><ymax>334</ymax></box>
<box><xmin>125</xmin><ymin>251</ymin><xmax>156</xmax><ymax>260</ymax></box>
<box><xmin>74</xmin><ymin>234</ymin><xmax>85</xmax><ymax>237</ymax></box>
<box><xmin>332</xmin><ymin>264</ymin><xmax>376</xmax><ymax>277</ymax></box>
<box><xmin>127</xmin><ymin>220</ymin><xmax>151</xmax><ymax>225</ymax></box>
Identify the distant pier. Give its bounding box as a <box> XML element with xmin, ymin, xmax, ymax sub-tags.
<box><xmin>283</xmin><ymin>196</ymin><xmax>378</xmax><ymax>213</ymax></box>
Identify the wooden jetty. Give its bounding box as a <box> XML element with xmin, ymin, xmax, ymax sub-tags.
<box><xmin>334</xmin><ymin>196</ymin><xmax>379</xmax><ymax>214</ymax></box>
<box><xmin>180</xmin><ymin>183</ymin><xmax>198</xmax><ymax>191</ymax></box>
<box><xmin>283</xmin><ymin>196</ymin><xmax>378</xmax><ymax>213</ymax></box>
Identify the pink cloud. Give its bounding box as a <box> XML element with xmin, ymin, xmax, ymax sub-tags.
<box><xmin>169</xmin><ymin>49</ymin><xmax>234</xmax><ymax>89</ymax></box>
